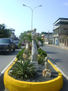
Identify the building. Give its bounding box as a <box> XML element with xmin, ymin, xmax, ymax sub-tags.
<box><xmin>53</xmin><ymin>18</ymin><xmax>68</xmax><ymax>47</ymax></box>
<box><xmin>42</xmin><ymin>32</ymin><xmax>53</xmax><ymax>44</ymax></box>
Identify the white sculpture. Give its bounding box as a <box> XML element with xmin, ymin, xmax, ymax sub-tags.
<box><xmin>25</xmin><ymin>42</ymin><xmax>29</xmax><ymax>50</ymax></box>
<box><xmin>42</xmin><ymin>57</ymin><xmax>51</xmax><ymax>78</ymax></box>
<box><xmin>31</xmin><ymin>29</ymin><xmax>38</xmax><ymax>62</ymax></box>
<box><xmin>45</xmin><ymin>57</ymin><xmax>49</xmax><ymax>69</ymax></box>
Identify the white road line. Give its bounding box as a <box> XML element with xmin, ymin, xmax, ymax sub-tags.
<box><xmin>54</xmin><ymin>64</ymin><xmax>68</xmax><ymax>80</ymax></box>
<box><xmin>1</xmin><ymin>57</ymin><xmax>16</xmax><ymax>74</ymax></box>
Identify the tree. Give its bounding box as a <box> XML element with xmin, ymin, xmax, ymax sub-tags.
<box><xmin>0</xmin><ymin>24</ymin><xmax>14</xmax><ymax>38</ymax></box>
<box><xmin>19</xmin><ymin>31</ymin><xmax>32</xmax><ymax>43</ymax></box>
<box><xmin>0</xmin><ymin>24</ymin><xmax>5</xmax><ymax>30</ymax></box>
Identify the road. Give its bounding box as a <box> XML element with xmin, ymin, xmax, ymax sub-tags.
<box><xmin>42</xmin><ymin>45</ymin><xmax>68</xmax><ymax>91</ymax></box>
<box><xmin>0</xmin><ymin>50</ymin><xmax>19</xmax><ymax>72</ymax></box>
<box><xmin>42</xmin><ymin>45</ymin><xmax>68</xmax><ymax>76</ymax></box>
<box><xmin>0</xmin><ymin>50</ymin><xmax>19</xmax><ymax>91</ymax></box>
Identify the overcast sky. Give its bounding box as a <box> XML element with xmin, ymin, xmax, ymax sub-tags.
<box><xmin>0</xmin><ymin>0</ymin><xmax>68</xmax><ymax>37</ymax></box>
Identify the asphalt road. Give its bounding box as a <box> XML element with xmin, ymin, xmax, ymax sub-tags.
<box><xmin>0</xmin><ymin>50</ymin><xmax>19</xmax><ymax>72</ymax></box>
<box><xmin>0</xmin><ymin>50</ymin><xmax>19</xmax><ymax>91</ymax></box>
<box><xmin>42</xmin><ymin>45</ymin><xmax>68</xmax><ymax>91</ymax></box>
<box><xmin>42</xmin><ymin>45</ymin><xmax>68</xmax><ymax>76</ymax></box>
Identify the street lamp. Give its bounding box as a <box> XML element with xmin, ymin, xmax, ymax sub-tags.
<box><xmin>22</xmin><ymin>4</ymin><xmax>42</xmax><ymax>30</ymax></box>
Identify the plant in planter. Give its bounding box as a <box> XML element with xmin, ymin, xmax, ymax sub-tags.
<box><xmin>38</xmin><ymin>48</ymin><xmax>47</xmax><ymax>57</ymax></box>
<box><xmin>9</xmin><ymin>29</ymin><xmax>52</xmax><ymax>81</ymax></box>
<box><xmin>16</xmin><ymin>48</ymin><xmax>25</xmax><ymax>60</ymax></box>
<box><xmin>37</xmin><ymin>48</ymin><xmax>47</xmax><ymax>64</ymax></box>
<box><xmin>37</xmin><ymin>55</ymin><xmax>44</xmax><ymax>64</ymax></box>
<box><xmin>4</xmin><ymin>29</ymin><xmax>63</xmax><ymax>91</ymax></box>
<box><xmin>19</xmin><ymin>32</ymin><xmax>32</xmax><ymax>50</ymax></box>
<box><xmin>9</xmin><ymin>60</ymin><xmax>36</xmax><ymax>80</ymax></box>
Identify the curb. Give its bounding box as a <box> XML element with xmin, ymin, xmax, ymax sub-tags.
<box><xmin>47</xmin><ymin>44</ymin><xmax>68</xmax><ymax>50</ymax></box>
<box><xmin>4</xmin><ymin>58</ymin><xmax>63</xmax><ymax>91</ymax></box>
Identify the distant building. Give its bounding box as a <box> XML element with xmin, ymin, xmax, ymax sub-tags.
<box><xmin>53</xmin><ymin>18</ymin><xmax>68</xmax><ymax>47</ymax></box>
<box><xmin>42</xmin><ymin>32</ymin><xmax>53</xmax><ymax>44</ymax></box>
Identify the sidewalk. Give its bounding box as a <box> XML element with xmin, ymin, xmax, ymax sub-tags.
<box><xmin>46</xmin><ymin>44</ymin><xmax>68</xmax><ymax>50</ymax></box>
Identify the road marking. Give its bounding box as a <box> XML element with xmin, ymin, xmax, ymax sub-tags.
<box><xmin>1</xmin><ymin>57</ymin><xmax>16</xmax><ymax>74</ymax></box>
<box><xmin>54</xmin><ymin>64</ymin><xmax>68</xmax><ymax>80</ymax></box>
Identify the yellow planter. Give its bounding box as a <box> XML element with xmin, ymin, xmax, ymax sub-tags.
<box><xmin>4</xmin><ymin>59</ymin><xmax>63</xmax><ymax>91</ymax></box>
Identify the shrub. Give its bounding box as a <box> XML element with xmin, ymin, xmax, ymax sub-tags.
<box><xmin>22</xmin><ymin>49</ymin><xmax>31</xmax><ymax>60</ymax></box>
<box><xmin>38</xmin><ymin>48</ymin><xmax>47</xmax><ymax>64</ymax></box>
<box><xmin>38</xmin><ymin>55</ymin><xmax>44</xmax><ymax>64</ymax></box>
<box><xmin>38</xmin><ymin>48</ymin><xmax>47</xmax><ymax>57</ymax></box>
<box><xmin>16</xmin><ymin>48</ymin><xmax>25</xmax><ymax>60</ymax></box>
<box><xmin>18</xmin><ymin>42</ymin><xmax>21</xmax><ymax>48</ymax></box>
<box><xmin>9</xmin><ymin>60</ymin><xmax>36</xmax><ymax>80</ymax></box>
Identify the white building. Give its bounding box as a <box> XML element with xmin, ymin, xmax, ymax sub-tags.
<box><xmin>53</xmin><ymin>18</ymin><xmax>68</xmax><ymax>47</ymax></box>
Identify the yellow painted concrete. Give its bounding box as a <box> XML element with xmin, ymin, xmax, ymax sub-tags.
<box><xmin>4</xmin><ymin>59</ymin><xmax>63</xmax><ymax>91</ymax></box>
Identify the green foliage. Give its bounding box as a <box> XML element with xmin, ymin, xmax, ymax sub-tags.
<box><xmin>36</xmin><ymin>36</ymin><xmax>43</xmax><ymax>44</ymax></box>
<box><xmin>41</xmin><ymin>32</ymin><xmax>46</xmax><ymax>34</ymax></box>
<box><xmin>9</xmin><ymin>60</ymin><xmax>36</xmax><ymax>80</ymax></box>
<box><xmin>18</xmin><ymin>42</ymin><xmax>21</xmax><ymax>48</ymax></box>
<box><xmin>27</xmin><ymin>34</ymin><xmax>32</xmax><ymax>42</ymax></box>
<box><xmin>16</xmin><ymin>48</ymin><xmax>25</xmax><ymax>60</ymax></box>
<box><xmin>38</xmin><ymin>48</ymin><xmax>47</xmax><ymax>57</ymax></box>
<box><xmin>19</xmin><ymin>32</ymin><xmax>32</xmax><ymax>44</ymax></box>
<box><xmin>38</xmin><ymin>48</ymin><xmax>47</xmax><ymax>64</ymax></box>
<box><xmin>0</xmin><ymin>24</ymin><xmax>14</xmax><ymax>38</ymax></box>
<box><xmin>16</xmin><ymin>48</ymin><xmax>31</xmax><ymax>61</ymax></box>
<box><xmin>38</xmin><ymin>55</ymin><xmax>44</xmax><ymax>64</ymax></box>
<box><xmin>24</xmin><ymin>49</ymin><xmax>31</xmax><ymax>56</ymax></box>
<box><xmin>36</xmin><ymin>36</ymin><xmax>43</xmax><ymax>48</ymax></box>
<box><xmin>35</xmin><ymin>40</ymin><xmax>39</xmax><ymax>48</ymax></box>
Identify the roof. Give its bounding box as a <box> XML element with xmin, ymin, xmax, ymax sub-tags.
<box><xmin>54</xmin><ymin>18</ymin><xmax>68</xmax><ymax>25</ymax></box>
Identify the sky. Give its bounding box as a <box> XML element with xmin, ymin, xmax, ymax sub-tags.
<box><xmin>0</xmin><ymin>0</ymin><xmax>68</xmax><ymax>37</ymax></box>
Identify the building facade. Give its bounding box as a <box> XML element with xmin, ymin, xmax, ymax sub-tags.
<box><xmin>42</xmin><ymin>32</ymin><xmax>53</xmax><ymax>44</ymax></box>
<box><xmin>53</xmin><ymin>18</ymin><xmax>68</xmax><ymax>47</ymax></box>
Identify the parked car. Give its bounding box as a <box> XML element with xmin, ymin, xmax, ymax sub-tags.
<box><xmin>0</xmin><ymin>38</ymin><xmax>16</xmax><ymax>52</ymax></box>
